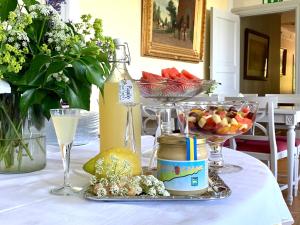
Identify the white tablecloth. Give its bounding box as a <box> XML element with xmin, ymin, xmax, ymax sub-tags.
<box><xmin>0</xmin><ymin>136</ymin><xmax>293</xmax><ymax>225</ymax></box>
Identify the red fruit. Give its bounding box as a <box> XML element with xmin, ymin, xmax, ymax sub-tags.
<box><xmin>203</xmin><ymin>117</ymin><xmax>216</xmax><ymax>130</ymax></box>
<box><xmin>234</xmin><ymin>114</ymin><xmax>244</xmax><ymax>123</ymax></box>
<box><xmin>217</xmin><ymin>111</ymin><xmax>227</xmax><ymax>119</ymax></box>
<box><xmin>181</xmin><ymin>69</ymin><xmax>200</xmax><ymax>81</ymax></box>
<box><xmin>169</xmin><ymin>67</ymin><xmax>180</xmax><ymax>76</ymax></box>
<box><xmin>235</xmin><ymin>114</ymin><xmax>253</xmax><ymax>126</ymax></box>
<box><xmin>142</xmin><ymin>71</ymin><xmax>165</xmax><ymax>82</ymax></box>
<box><xmin>161</xmin><ymin>68</ymin><xmax>170</xmax><ymax>78</ymax></box>
<box><xmin>246</xmin><ymin>112</ymin><xmax>255</xmax><ymax>120</ymax></box>
<box><xmin>243</xmin><ymin>118</ymin><xmax>253</xmax><ymax>126</ymax></box>
<box><xmin>241</xmin><ymin>107</ymin><xmax>250</xmax><ymax>114</ymax></box>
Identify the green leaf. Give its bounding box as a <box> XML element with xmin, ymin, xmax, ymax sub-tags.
<box><xmin>23</xmin><ymin>54</ymin><xmax>51</xmax><ymax>85</ymax></box>
<box><xmin>79</xmin><ymin>56</ymin><xmax>110</xmax><ymax>90</ymax></box>
<box><xmin>29</xmin><ymin>105</ymin><xmax>45</xmax><ymax>130</ymax></box>
<box><xmin>0</xmin><ymin>0</ymin><xmax>17</xmax><ymax>21</ymax></box>
<box><xmin>45</xmin><ymin>61</ymin><xmax>67</xmax><ymax>81</ymax></box>
<box><xmin>29</xmin><ymin>18</ymin><xmax>49</xmax><ymax>46</ymax></box>
<box><xmin>40</xmin><ymin>94</ymin><xmax>61</xmax><ymax>120</ymax></box>
<box><xmin>65</xmin><ymin>81</ymin><xmax>91</xmax><ymax>110</ymax></box>
<box><xmin>23</xmin><ymin>0</ymin><xmax>38</xmax><ymax>7</ymax></box>
<box><xmin>20</xmin><ymin>89</ymin><xmax>47</xmax><ymax>117</ymax></box>
<box><xmin>71</xmin><ymin>60</ymin><xmax>88</xmax><ymax>83</ymax></box>
<box><xmin>81</xmin><ymin>47</ymin><xmax>100</xmax><ymax>56</ymax></box>
<box><xmin>26</xmin><ymin>26</ymin><xmax>38</xmax><ymax>43</ymax></box>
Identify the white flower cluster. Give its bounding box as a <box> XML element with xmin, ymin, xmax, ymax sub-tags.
<box><xmin>47</xmin><ymin>71</ymin><xmax>69</xmax><ymax>83</ymax></box>
<box><xmin>6</xmin><ymin>30</ymin><xmax>29</xmax><ymax>49</ymax></box>
<box><xmin>28</xmin><ymin>4</ymin><xmax>74</xmax><ymax>53</ymax></box>
<box><xmin>28</xmin><ymin>4</ymin><xmax>57</xmax><ymax>17</ymax></box>
<box><xmin>90</xmin><ymin>156</ymin><xmax>170</xmax><ymax>198</ymax></box>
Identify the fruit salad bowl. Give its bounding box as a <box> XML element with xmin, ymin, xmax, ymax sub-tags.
<box><xmin>176</xmin><ymin>101</ymin><xmax>258</xmax><ymax>173</ymax></box>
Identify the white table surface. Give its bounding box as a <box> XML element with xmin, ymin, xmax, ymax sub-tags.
<box><xmin>0</xmin><ymin>136</ymin><xmax>293</xmax><ymax>225</ymax></box>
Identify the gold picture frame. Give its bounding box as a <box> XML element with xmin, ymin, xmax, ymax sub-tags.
<box><xmin>141</xmin><ymin>0</ymin><xmax>206</xmax><ymax>63</ymax></box>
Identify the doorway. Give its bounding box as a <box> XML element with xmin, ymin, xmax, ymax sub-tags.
<box><xmin>232</xmin><ymin>1</ymin><xmax>300</xmax><ymax>94</ymax></box>
<box><xmin>238</xmin><ymin>11</ymin><xmax>295</xmax><ymax>95</ymax></box>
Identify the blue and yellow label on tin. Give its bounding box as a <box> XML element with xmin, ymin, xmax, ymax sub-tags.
<box><xmin>157</xmin><ymin>159</ymin><xmax>208</xmax><ymax>192</ymax></box>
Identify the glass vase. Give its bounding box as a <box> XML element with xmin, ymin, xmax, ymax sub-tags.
<box><xmin>0</xmin><ymin>93</ymin><xmax>46</xmax><ymax>173</ymax></box>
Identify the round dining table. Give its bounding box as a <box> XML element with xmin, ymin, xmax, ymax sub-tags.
<box><xmin>0</xmin><ymin>136</ymin><xmax>293</xmax><ymax>225</ymax></box>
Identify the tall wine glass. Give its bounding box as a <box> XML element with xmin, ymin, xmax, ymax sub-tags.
<box><xmin>50</xmin><ymin>108</ymin><xmax>80</xmax><ymax>195</ymax></box>
<box><xmin>176</xmin><ymin>101</ymin><xmax>258</xmax><ymax>173</ymax></box>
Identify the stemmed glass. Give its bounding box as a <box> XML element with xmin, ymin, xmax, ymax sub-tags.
<box><xmin>176</xmin><ymin>101</ymin><xmax>258</xmax><ymax>173</ymax></box>
<box><xmin>50</xmin><ymin>108</ymin><xmax>80</xmax><ymax>195</ymax></box>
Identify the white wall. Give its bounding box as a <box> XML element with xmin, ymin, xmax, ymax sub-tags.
<box><xmin>78</xmin><ymin>0</ymin><xmax>229</xmax><ymax>80</ymax></box>
<box><xmin>233</xmin><ymin>0</ymin><xmax>293</xmax><ymax>8</ymax></box>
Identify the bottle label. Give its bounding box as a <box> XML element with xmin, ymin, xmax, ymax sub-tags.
<box><xmin>157</xmin><ymin>159</ymin><xmax>208</xmax><ymax>192</ymax></box>
<box><xmin>119</xmin><ymin>80</ymin><xmax>134</xmax><ymax>104</ymax></box>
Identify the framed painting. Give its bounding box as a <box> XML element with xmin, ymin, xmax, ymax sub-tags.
<box><xmin>244</xmin><ymin>28</ymin><xmax>269</xmax><ymax>80</ymax></box>
<box><xmin>141</xmin><ymin>0</ymin><xmax>206</xmax><ymax>62</ymax></box>
<box><xmin>280</xmin><ymin>48</ymin><xmax>287</xmax><ymax>76</ymax></box>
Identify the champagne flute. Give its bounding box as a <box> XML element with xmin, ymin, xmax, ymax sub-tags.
<box><xmin>50</xmin><ymin>108</ymin><xmax>80</xmax><ymax>195</ymax></box>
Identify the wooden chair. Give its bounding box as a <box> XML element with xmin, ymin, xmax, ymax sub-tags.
<box><xmin>225</xmin><ymin>96</ymin><xmax>295</xmax><ymax>192</ymax></box>
<box><xmin>265</xmin><ymin>94</ymin><xmax>300</xmax><ymax>196</ymax></box>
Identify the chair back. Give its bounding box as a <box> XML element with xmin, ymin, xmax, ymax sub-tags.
<box><xmin>189</xmin><ymin>94</ymin><xmax>220</xmax><ymax>102</ymax></box>
<box><xmin>239</xmin><ymin>93</ymin><xmax>258</xmax><ymax>97</ymax></box>
<box><xmin>224</xmin><ymin>96</ymin><xmax>279</xmax><ymax>176</ymax></box>
<box><xmin>265</xmin><ymin>94</ymin><xmax>300</xmax><ymax>106</ymax></box>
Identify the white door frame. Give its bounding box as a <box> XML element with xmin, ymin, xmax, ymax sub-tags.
<box><xmin>232</xmin><ymin>0</ymin><xmax>300</xmax><ymax>94</ymax></box>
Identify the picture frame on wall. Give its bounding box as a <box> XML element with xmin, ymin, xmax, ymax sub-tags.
<box><xmin>280</xmin><ymin>48</ymin><xmax>287</xmax><ymax>76</ymax></box>
<box><xmin>141</xmin><ymin>0</ymin><xmax>206</xmax><ymax>62</ymax></box>
<box><xmin>262</xmin><ymin>0</ymin><xmax>283</xmax><ymax>4</ymax></box>
<box><xmin>244</xmin><ymin>28</ymin><xmax>269</xmax><ymax>80</ymax></box>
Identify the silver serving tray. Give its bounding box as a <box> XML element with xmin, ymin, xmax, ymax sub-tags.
<box><xmin>83</xmin><ymin>170</ymin><xmax>231</xmax><ymax>202</ymax></box>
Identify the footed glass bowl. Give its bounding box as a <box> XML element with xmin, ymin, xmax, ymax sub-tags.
<box><xmin>136</xmin><ymin>79</ymin><xmax>217</xmax><ymax>103</ymax></box>
<box><xmin>136</xmin><ymin>79</ymin><xmax>217</xmax><ymax>170</ymax></box>
<box><xmin>176</xmin><ymin>101</ymin><xmax>258</xmax><ymax>173</ymax></box>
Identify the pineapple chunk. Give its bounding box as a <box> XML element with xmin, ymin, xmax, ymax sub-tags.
<box><xmin>231</xmin><ymin>118</ymin><xmax>238</xmax><ymax>126</ymax></box>
<box><xmin>220</xmin><ymin>117</ymin><xmax>228</xmax><ymax>126</ymax></box>
<box><xmin>188</xmin><ymin>116</ymin><xmax>197</xmax><ymax>123</ymax></box>
<box><xmin>212</xmin><ymin>114</ymin><xmax>221</xmax><ymax>124</ymax></box>
<box><xmin>239</xmin><ymin>124</ymin><xmax>248</xmax><ymax>130</ymax></box>
<box><xmin>198</xmin><ymin>117</ymin><xmax>207</xmax><ymax>128</ymax></box>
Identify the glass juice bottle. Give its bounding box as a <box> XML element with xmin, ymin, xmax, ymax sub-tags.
<box><xmin>99</xmin><ymin>40</ymin><xmax>141</xmax><ymax>156</ymax></box>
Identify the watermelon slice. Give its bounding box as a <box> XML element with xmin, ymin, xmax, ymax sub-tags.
<box><xmin>142</xmin><ymin>71</ymin><xmax>165</xmax><ymax>82</ymax></box>
<box><xmin>162</xmin><ymin>68</ymin><xmax>171</xmax><ymax>78</ymax></box>
<box><xmin>140</xmin><ymin>71</ymin><xmax>166</xmax><ymax>96</ymax></box>
<box><xmin>181</xmin><ymin>69</ymin><xmax>201</xmax><ymax>81</ymax></box>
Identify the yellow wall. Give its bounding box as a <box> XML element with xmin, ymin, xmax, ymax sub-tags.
<box><xmin>78</xmin><ymin>0</ymin><xmax>228</xmax><ymax>79</ymax></box>
<box><xmin>280</xmin><ymin>32</ymin><xmax>295</xmax><ymax>93</ymax></box>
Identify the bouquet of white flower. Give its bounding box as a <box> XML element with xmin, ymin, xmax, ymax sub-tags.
<box><xmin>0</xmin><ymin>0</ymin><xmax>113</xmax><ymax>171</ymax></box>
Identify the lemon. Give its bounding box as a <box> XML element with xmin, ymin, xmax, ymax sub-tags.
<box><xmin>83</xmin><ymin>147</ymin><xmax>142</xmax><ymax>176</ymax></box>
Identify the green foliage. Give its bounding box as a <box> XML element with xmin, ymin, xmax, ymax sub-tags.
<box><xmin>23</xmin><ymin>0</ymin><xmax>39</xmax><ymax>7</ymax></box>
<box><xmin>0</xmin><ymin>1</ymin><xmax>114</xmax><ymax>121</ymax></box>
<box><xmin>166</xmin><ymin>0</ymin><xmax>177</xmax><ymax>31</ymax></box>
<box><xmin>0</xmin><ymin>0</ymin><xmax>17</xmax><ymax>21</ymax></box>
